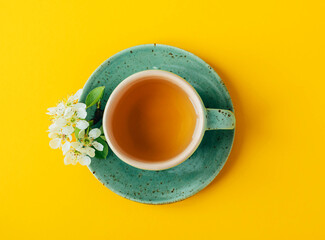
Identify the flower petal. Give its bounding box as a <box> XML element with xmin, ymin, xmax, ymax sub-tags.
<box><xmin>92</xmin><ymin>141</ymin><xmax>104</xmax><ymax>151</ymax></box>
<box><xmin>49</xmin><ymin>138</ymin><xmax>61</xmax><ymax>149</ymax></box>
<box><xmin>78</xmin><ymin>129</ymin><xmax>85</xmax><ymax>139</ymax></box>
<box><xmin>74</xmin><ymin>103</ymin><xmax>86</xmax><ymax>109</ymax></box>
<box><xmin>64</xmin><ymin>107</ymin><xmax>74</xmax><ymax>118</ymax></box>
<box><xmin>64</xmin><ymin>154</ymin><xmax>73</xmax><ymax>165</ymax></box>
<box><xmin>85</xmin><ymin>147</ymin><xmax>95</xmax><ymax>157</ymax></box>
<box><xmin>47</xmin><ymin>107</ymin><xmax>57</xmax><ymax>115</ymax></box>
<box><xmin>55</xmin><ymin>118</ymin><xmax>67</xmax><ymax>128</ymax></box>
<box><xmin>79</xmin><ymin>155</ymin><xmax>91</xmax><ymax>166</ymax></box>
<box><xmin>63</xmin><ymin>157</ymin><xmax>69</xmax><ymax>165</ymax></box>
<box><xmin>62</xmin><ymin>126</ymin><xmax>74</xmax><ymax>135</ymax></box>
<box><xmin>49</xmin><ymin>123</ymin><xmax>60</xmax><ymax>132</ymax></box>
<box><xmin>89</xmin><ymin>128</ymin><xmax>101</xmax><ymax>139</ymax></box>
<box><xmin>76</xmin><ymin>120</ymin><xmax>89</xmax><ymax>130</ymax></box>
<box><xmin>62</xmin><ymin>141</ymin><xmax>71</xmax><ymax>155</ymax></box>
<box><xmin>67</xmin><ymin>95</ymin><xmax>74</xmax><ymax>104</ymax></box>
<box><xmin>56</xmin><ymin>102</ymin><xmax>66</xmax><ymax>115</ymax></box>
<box><xmin>76</xmin><ymin>107</ymin><xmax>87</xmax><ymax>119</ymax></box>
<box><xmin>71</xmin><ymin>142</ymin><xmax>83</xmax><ymax>151</ymax></box>
<box><xmin>74</xmin><ymin>89</ymin><xmax>83</xmax><ymax>100</ymax></box>
<box><xmin>48</xmin><ymin>132</ymin><xmax>57</xmax><ymax>139</ymax></box>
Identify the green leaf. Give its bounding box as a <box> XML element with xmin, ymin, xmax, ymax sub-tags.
<box><xmin>75</xmin><ymin>128</ymin><xmax>81</xmax><ymax>139</ymax></box>
<box><xmin>100</xmin><ymin>125</ymin><xmax>104</xmax><ymax>134</ymax></box>
<box><xmin>100</xmin><ymin>135</ymin><xmax>106</xmax><ymax>141</ymax></box>
<box><xmin>85</xmin><ymin>86</ymin><xmax>105</xmax><ymax>108</ymax></box>
<box><xmin>94</xmin><ymin>137</ymin><xmax>109</xmax><ymax>159</ymax></box>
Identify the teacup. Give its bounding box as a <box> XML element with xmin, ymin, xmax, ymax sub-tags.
<box><xmin>103</xmin><ymin>70</ymin><xmax>235</xmax><ymax>170</ymax></box>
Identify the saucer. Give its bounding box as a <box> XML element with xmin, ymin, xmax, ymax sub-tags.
<box><xmin>79</xmin><ymin>44</ymin><xmax>235</xmax><ymax>204</ymax></box>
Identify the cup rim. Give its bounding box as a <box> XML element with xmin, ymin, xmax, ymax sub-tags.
<box><xmin>102</xmin><ymin>70</ymin><xmax>205</xmax><ymax>170</ymax></box>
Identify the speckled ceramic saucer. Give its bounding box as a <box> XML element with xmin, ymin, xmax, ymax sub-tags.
<box><xmin>79</xmin><ymin>44</ymin><xmax>235</xmax><ymax>204</ymax></box>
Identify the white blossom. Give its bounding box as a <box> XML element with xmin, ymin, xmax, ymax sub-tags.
<box><xmin>48</xmin><ymin>88</ymin><xmax>106</xmax><ymax>166</ymax></box>
<box><xmin>47</xmin><ymin>89</ymin><xmax>89</xmax><ymax>150</ymax></box>
<box><xmin>63</xmin><ymin>142</ymin><xmax>91</xmax><ymax>166</ymax></box>
<box><xmin>48</xmin><ymin>130</ymin><xmax>72</xmax><ymax>150</ymax></box>
<box><xmin>60</xmin><ymin>128</ymin><xmax>104</xmax><ymax>166</ymax></box>
<box><xmin>78</xmin><ymin>128</ymin><xmax>103</xmax><ymax>152</ymax></box>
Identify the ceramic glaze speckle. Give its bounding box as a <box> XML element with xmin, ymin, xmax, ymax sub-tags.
<box><xmin>79</xmin><ymin>44</ymin><xmax>235</xmax><ymax>204</ymax></box>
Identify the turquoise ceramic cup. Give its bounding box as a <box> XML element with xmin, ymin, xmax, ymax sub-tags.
<box><xmin>103</xmin><ymin>70</ymin><xmax>235</xmax><ymax>171</ymax></box>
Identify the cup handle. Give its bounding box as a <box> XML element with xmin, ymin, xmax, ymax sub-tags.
<box><xmin>206</xmin><ymin>109</ymin><xmax>236</xmax><ymax>130</ymax></box>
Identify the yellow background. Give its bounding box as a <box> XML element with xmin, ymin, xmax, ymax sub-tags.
<box><xmin>1</xmin><ymin>0</ymin><xmax>324</xmax><ymax>239</ymax></box>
